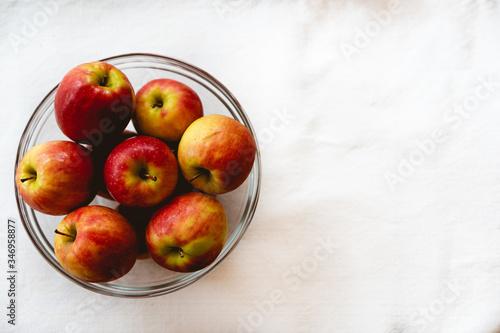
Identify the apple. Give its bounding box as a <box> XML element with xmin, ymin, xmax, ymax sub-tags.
<box><xmin>55</xmin><ymin>61</ymin><xmax>136</xmax><ymax>144</ymax></box>
<box><xmin>104</xmin><ymin>136</ymin><xmax>178</xmax><ymax>207</ymax></box>
<box><xmin>177</xmin><ymin>114</ymin><xmax>257</xmax><ymax>194</ymax></box>
<box><xmin>16</xmin><ymin>140</ymin><xmax>96</xmax><ymax>215</ymax></box>
<box><xmin>132</xmin><ymin>79</ymin><xmax>203</xmax><ymax>142</ymax></box>
<box><xmin>117</xmin><ymin>205</ymin><xmax>155</xmax><ymax>260</ymax></box>
<box><xmin>146</xmin><ymin>192</ymin><xmax>227</xmax><ymax>273</ymax></box>
<box><xmin>54</xmin><ymin>205</ymin><xmax>137</xmax><ymax>283</ymax></box>
<box><xmin>91</xmin><ymin>130</ymin><xmax>136</xmax><ymax>200</ymax></box>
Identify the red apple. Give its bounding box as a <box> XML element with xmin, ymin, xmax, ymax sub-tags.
<box><xmin>16</xmin><ymin>140</ymin><xmax>96</xmax><ymax>215</ymax></box>
<box><xmin>104</xmin><ymin>136</ymin><xmax>178</xmax><ymax>207</ymax></box>
<box><xmin>132</xmin><ymin>79</ymin><xmax>203</xmax><ymax>142</ymax></box>
<box><xmin>146</xmin><ymin>192</ymin><xmax>227</xmax><ymax>273</ymax></box>
<box><xmin>54</xmin><ymin>205</ymin><xmax>137</xmax><ymax>283</ymax></box>
<box><xmin>55</xmin><ymin>61</ymin><xmax>136</xmax><ymax>144</ymax></box>
<box><xmin>177</xmin><ymin>114</ymin><xmax>257</xmax><ymax>194</ymax></box>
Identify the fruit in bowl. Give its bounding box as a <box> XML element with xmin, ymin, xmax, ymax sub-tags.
<box><xmin>55</xmin><ymin>61</ymin><xmax>136</xmax><ymax>144</ymax></box>
<box><xmin>133</xmin><ymin>78</ymin><xmax>203</xmax><ymax>143</ymax></box>
<box><xmin>178</xmin><ymin>114</ymin><xmax>257</xmax><ymax>195</ymax></box>
<box><xmin>15</xmin><ymin>140</ymin><xmax>97</xmax><ymax>215</ymax></box>
<box><xmin>104</xmin><ymin>135</ymin><xmax>179</xmax><ymax>207</ymax></box>
<box><xmin>54</xmin><ymin>205</ymin><xmax>138</xmax><ymax>283</ymax></box>
<box><xmin>15</xmin><ymin>54</ymin><xmax>260</xmax><ymax>297</ymax></box>
<box><xmin>146</xmin><ymin>192</ymin><xmax>228</xmax><ymax>273</ymax></box>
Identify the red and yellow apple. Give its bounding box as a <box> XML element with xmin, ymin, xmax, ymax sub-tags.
<box><xmin>146</xmin><ymin>192</ymin><xmax>227</xmax><ymax>273</ymax></box>
<box><xmin>16</xmin><ymin>140</ymin><xmax>96</xmax><ymax>215</ymax></box>
<box><xmin>132</xmin><ymin>79</ymin><xmax>203</xmax><ymax>142</ymax></box>
<box><xmin>55</xmin><ymin>61</ymin><xmax>136</xmax><ymax>144</ymax></box>
<box><xmin>54</xmin><ymin>205</ymin><xmax>138</xmax><ymax>283</ymax></box>
<box><xmin>177</xmin><ymin>114</ymin><xmax>257</xmax><ymax>194</ymax></box>
<box><xmin>104</xmin><ymin>136</ymin><xmax>178</xmax><ymax>207</ymax></box>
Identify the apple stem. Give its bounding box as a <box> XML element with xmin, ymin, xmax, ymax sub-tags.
<box><xmin>151</xmin><ymin>102</ymin><xmax>163</xmax><ymax>108</ymax></box>
<box><xmin>54</xmin><ymin>229</ymin><xmax>75</xmax><ymax>240</ymax></box>
<box><xmin>188</xmin><ymin>173</ymin><xmax>203</xmax><ymax>183</ymax></box>
<box><xmin>20</xmin><ymin>176</ymin><xmax>36</xmax><ymax>183</ymax></box>
<box><xmin>143</xmin><ymin>173</ymin><xmax>157</xmax><ymax>181</ymax></box>
<box><xmin>179</xmin><ymin>248</ymin><xmax>184</xmax><ymax>258</ymax></box>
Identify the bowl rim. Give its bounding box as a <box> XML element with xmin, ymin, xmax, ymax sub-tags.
<box><xmin>15</xmin><ymin>53</ymin><xmax>262</xmax><ymax>298</ymax></box>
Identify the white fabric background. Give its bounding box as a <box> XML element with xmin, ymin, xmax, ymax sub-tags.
<box><xmin>2</xmin><ymin>0</ymin><xmax>500</xmax><ymax>332</ymax></box>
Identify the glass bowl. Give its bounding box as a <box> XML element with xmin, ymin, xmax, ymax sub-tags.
<box><xmin>14</xmin><ymin>53</ymin><xmax>261</xmax><ymax>297</ymax></box>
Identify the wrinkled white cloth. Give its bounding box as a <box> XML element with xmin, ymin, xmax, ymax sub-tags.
<box><xmin>2</xmin><ymin>1</ymin><xmax>500</xmax><ymax>332</ymax></box>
